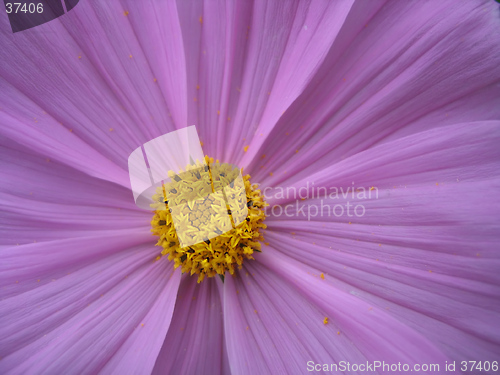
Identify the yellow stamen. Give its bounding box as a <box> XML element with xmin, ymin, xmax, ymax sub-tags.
<box><xmin>150</xmin><ymin>156</ymin><xmax>267</xmax><ymax>283</ymax></box>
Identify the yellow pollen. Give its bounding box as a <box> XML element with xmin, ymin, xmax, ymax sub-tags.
<box><xmin>320</xmin><ymin>273</ymin><xmax>325</xmax><ymax>279</ymax></box>
<box><xmin>323</xmin><ymin>317</ymin><xmax>328</xmax><ymax>325</ymax></box>
<box><xmin>244</xmin><ymin>145</ymin><xmax>249</xmax><ymax>152</ymax></box>
<box><xmin>123</xmin><ymin>10</ymin><xmax>129</xmax><ymax>16</ymax></box>
<box><xmin>150</xmin><ymin>156</ymin><xmax>267</xmax><ymax>283</ymax></box>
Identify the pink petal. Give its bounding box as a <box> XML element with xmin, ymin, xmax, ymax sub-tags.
<box><xmin>248</xmin><ymin>0</ymin><xmax>500</xmax><ymax>183</ymax></box>
<box><xmin>100</xmin><ymin>267</ymin><xmax>181</xmax><ymax>375</ymax></box>
<box><xmin>1</xmin><ymin>256</ymin><xmax>180</xmax><ymax>374</ymax></box>
<box><xmin>0</xmin><ymin>229</ymin><xmax>154</xmax><ymax>297</ymax></box>
<box><xmin>223</xmin><ymin>262</ymin><xmax>368</xmax><ymax>374</ymax></box>
<box><xmin>0</xmin><ymin>142</ymin><xmax>148</xmax><ymax>245</ymax></box>
<box><xmin>176</xmin><ymin>0</ymin><xmax>354</xmax><ymax>162</ymax></box>
<box><xmin>261</xmin><ymin>122</ymin><xmax>500</xmax><ymax>364</ymax></box>
<box><xmin>257</xmin><ymin>248</ymin><xmax>456</xmax><ymax>372</ymax></box>
<box><xmin>152</xmin><ymin>276</ymin><xmax>224</xmax><ymax>375</ymax></box>
<box><xmin>265</xmin><ymin>121</ymin><xmax>500</xmax><ymax>204</ymax></box>
<box><xmin>0</xmin><ymin>0</ymin><xmax>189</xmax><ymax>185</ymax></box>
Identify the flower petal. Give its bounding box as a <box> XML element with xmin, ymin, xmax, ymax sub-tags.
<box><xmin>152</xmin><ymin>276</ymin><xmax>224</xmax><ymax>374</ymax></box>
<box><xmin>0</xmin><ymin>141</ymin><xmax>148</xmax><ymax>245</ymax></box>
<box><xmin>0</xmin><ymin>252</ymin><xmax>180</xmax><ymax>374</ymax></box>
<box><xmin>176</xmin><ymin>0</ymin><xmax>354</xmax><ymax>162</ymax></box>
<box><xmin>261</xmin><ymin>122</ymin><xmax>500</xmax><ymax>364</ymax></box>
<box><xmin>248</xmin><ymin>0</ymin><xmax>500</xmax><ymax>183</ymax></box>
<box><xmin>0</xmin><ymin>0</ymin><xmax>188</xmax><ymax>184</ymax></box>
<box><xmin>0</xmin><ymin>229</ymin><xmax>153</xmax><ymax>297</ymax></box>
<box><xmin>223</xmin><ymin>262</ymin><xmax>368</xmax><ymax>374</ymax></box>
<box><xmin>100</xmin><ymin>266</ymin><xmax>181</xmax><ymax>375</ymax></box>
<box><xmin>265</xmin><ymin>121</ymin><xmax>500</xmax><ymax>204</ymax></box>
<box><xmin>257</xmin><ymin>247</ymin><xmax>455</xmax><ymax>371</ymax></box>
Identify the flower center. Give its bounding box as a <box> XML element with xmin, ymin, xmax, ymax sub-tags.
<box><xmin>150</xmin><ymin>156</ymin><xmax>267</xmax><ymax>282</ymax></box>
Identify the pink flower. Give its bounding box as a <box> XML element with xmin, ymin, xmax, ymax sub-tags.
<box><xmin>1</xmin><ymin>0</ymin><xmax>499</xmax><ymax>373</ymax></box>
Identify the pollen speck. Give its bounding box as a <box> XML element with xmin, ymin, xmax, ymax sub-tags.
<box><xmin>123</xmin><ymin>10</ymin><xmax>129</xmax><ymax>16</ymax></box>
<box><xmin>320</xmin><ymin>273</ymin><xmax>325</xmax><ymax>279</ymax></box>
<box><xmin>323</xmin><ymin>317</ymin><xmax>328</xmax><ymax>325</ymax></box>
<box><xmin>244</xmin><ymin>145</ymin><xmax>249</xmax><ymax>152</ymax></box>
<box><xmin>199</xmin><ymin>16</ymin><xmax>203</xmax><ymax>24</ymax></box>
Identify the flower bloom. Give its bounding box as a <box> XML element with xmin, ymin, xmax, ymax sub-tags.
<box><xmin>1</xmin><ymin>0</ymin><xmax>500</xmax><ymax>374</ymax></box>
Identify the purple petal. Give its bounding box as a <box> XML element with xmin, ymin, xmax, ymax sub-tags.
<box><xmin>100</xmin><ymin>267</ymin><xmax>181</xmax><ymax>375</ymax></box>
<box><xmin>248</xmin><ymin>0</ymin><xmax>500</xmax><ymax>183</ymax></box>
<box><xmin>0</xmin><ymin>141</ymin><xmax>148</xmax><ymax>245</ymax></box>
<box><xmin>176</xmin><ymin>0</ymin><xmax>354</xmax><ymax>162</ymax></box>
<box><xmin>262</xmin><ymin>122</ymin><xmax>500</xmax><ymax>364</ymax></box>
<box><xmin>0</xmin><ymin>0</ymin><xmax>188</xmax><ymax>183</ymax></box>
<box><xmin>265</xmin><ymin>121</ymin><xmax>500</xmax><ymax>203</ymax></box>
<box><xmin>0</xmin><ymin>229</ymin><xmax>153</xmax><ymax>297</ymax></box>
<box><xmin>152</xmin><ymin>276</ymin><xmax>224</xmax><ymax>375</ymax></box>
<box><xmin>223</xmin><ymin>262</ymin><xmax>370</xmax><ymax>374</ymax></box>
<box><xmin>257</xmin><ymin>247</ymin><xmax>456</xmax><ymax>372</ymax></box>
<box><xmin>0</xmin><ymin>250</ymin><xmax>180</xmax><ymax>374</ymax></box>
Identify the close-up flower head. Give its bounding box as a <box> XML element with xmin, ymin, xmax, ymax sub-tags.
<box><xmin>1</xmin><ymin>0</ymin><xmax>499</xmax><ymax>374</ymax></box>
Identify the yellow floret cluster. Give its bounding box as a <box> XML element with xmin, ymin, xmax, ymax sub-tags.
<box><xmin>150</xmin><ymin>156</ymin><xmax>267</xmax><ymax>282</ymax></box>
